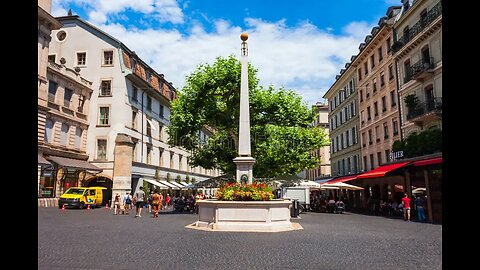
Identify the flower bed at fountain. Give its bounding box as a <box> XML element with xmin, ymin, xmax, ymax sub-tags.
<box><xmin>215</xmin><ymin>182</ymin><xmax>275</xmax><ymax>201</ymax></box>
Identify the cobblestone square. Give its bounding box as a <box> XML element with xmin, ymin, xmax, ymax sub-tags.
<box><xmin>38</xmin><ymin>207</ymin><xmax>442</xmax><ymax>269</ymax></box>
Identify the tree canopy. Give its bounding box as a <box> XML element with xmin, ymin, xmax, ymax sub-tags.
<box><xmin>167</xmin><ymin>55</ymin><xmax>329</xmax><ymax>178</ymax></box>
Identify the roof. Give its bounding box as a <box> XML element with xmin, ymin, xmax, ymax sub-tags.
<box><xmin>38</xmin><ymin>153</ymin><xmax>51</xmax><ymax>166</ymax></box>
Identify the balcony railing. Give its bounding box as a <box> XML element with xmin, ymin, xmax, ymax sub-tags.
<box><xmin>392</xmin><ymin>1</ymin><xmax>442</xmax><ymax>53</ymax></box>
<box><xmin>407</xmin><ymin>97</ymin><xmax>442</xmax><ymax>120</ymax></box>
<box><xmin>404</xmin><ymin>57</ymin><xmax>435</xmax><ymax>83</ymax></box>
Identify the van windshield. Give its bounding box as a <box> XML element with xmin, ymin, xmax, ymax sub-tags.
<box><xmin>65</xmin><ymin>188</ymin><xmax>86</xmax><ymax>195</ymax></box>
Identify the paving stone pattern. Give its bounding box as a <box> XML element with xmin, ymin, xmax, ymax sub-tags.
<box><xmin>38</xmin><ymin>207</ymin><xmax>442</xmax><ymax>270</ymax></box>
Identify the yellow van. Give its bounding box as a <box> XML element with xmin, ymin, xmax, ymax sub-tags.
<box><xmin>58</xmin><ymin>187</ymin><xmax>107</xmax><ymax>209</ymax></box>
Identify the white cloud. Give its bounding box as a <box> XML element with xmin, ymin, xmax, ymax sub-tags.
<box><xmin>96</xmin><ymin>18</ymin><xmax>374</xmax><ymax>105</ymax></box>
<box><xmin>52</xmin><ymin>0</ymin><xmax>184</xmax><ymax>25</ymax></box>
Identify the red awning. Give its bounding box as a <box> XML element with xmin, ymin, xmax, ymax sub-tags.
<box><xmin>413</xmin><ymin>157</ymin><xmax>442</xmax><ymax>166</ymax></box>
<box><xmin>326</xmin><ymin>175</ymin><xmax>358</xmax><ymax>184</ymax></box>
<box><xmin>356</xmin><ymin>161</ymin><xmax>411</xmax><ymax>179</ymax></box>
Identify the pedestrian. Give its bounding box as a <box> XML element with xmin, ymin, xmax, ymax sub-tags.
<box><xmin>401</xmin><ymin>193</ymin><xmax>411</xmax><ymax>222</ymax></box>
<box><xmin>151</xmin><ymin>189</ymin><xmax>161</xmax><ymax>218</ymax></box>
<box><xmin>165</xmin><ymin>194</ymin><xmax>171</xmax><ymax>210</ymax></box>
<box><xmin>147</xmin><ymin>191</ymin><xmax>153</xmax><ymax>213</ymax></box>
<box><xmin>113</xmin><ymin>193</ymin><xmax>121</xmax><ymax>215</ymax></box>
<box><xmin>123</xmin><ymin>192</ymin><xmax>132</xmax><ymax>215</ymax></box>
<box><xmin>414</xmin><ymin>195</ymin><xmax>427</xmax><ymax>222</ymax></box>
<box><xmin>133</xmin><ymin>186</ymin><xmax>146</xmax><ymax>218</ymax></box>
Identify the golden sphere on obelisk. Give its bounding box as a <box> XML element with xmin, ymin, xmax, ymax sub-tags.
<box><xmin>240</xmin><ymin>32</ymin><xmax>248</xmax><ymax>41</ymax></box>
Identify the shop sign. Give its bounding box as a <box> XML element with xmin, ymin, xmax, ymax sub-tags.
<box><xmin>390</xmin><ymin>151</ymin><xmax>404</xmax><ymax>161</ymax></box>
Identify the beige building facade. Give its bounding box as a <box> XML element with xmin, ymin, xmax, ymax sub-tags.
<box><xmin>48</xmin><ymin>15</ymin><xmax>219</xmax><ymax>200</ymax></box>
<box><xmin>306</xmin><ymin>103</ymin><xmax>331</xmax><ymax>180</ymax></box>
<box><xmin>323</xmin><ymin>65</ymin><xmax>361</xmax><ymax>177</ymax></box>
<box><xmin>38</xmin><ymin>0</ymin><xmax>98</xmax><ymax>203</ymax></box>
<box><xmin>351</xmin><ymin>6</ymin><xmax>402</xmax><ymax>172</ymax></box>
<box><xmin>392</xmin><ymin>0</ymin><xmax>442</xmax><ymax>137</ymax></box>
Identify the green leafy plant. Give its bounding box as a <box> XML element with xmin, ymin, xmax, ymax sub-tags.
<box><xmin>215</xmin><ymin>182</ymin><xmax>275</xmax><ymax>201</ymax></box>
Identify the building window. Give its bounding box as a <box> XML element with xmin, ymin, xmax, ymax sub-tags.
<box><xmin>372</xmin><ymin>78</ymin><xmax>377</xmax><ymax>94</ymax></box>
<box><xmin>132</xmin><ymin>110</ymin><xmax>137</xmax><ymax>130</ymax></box>
<box><xmin>147</xmin><ymin>96</ymin><xmax>152</xmax><ymax>111</ymax></box>
<box><xmin>99</xmin><ymin>107</ymin><xmax>110</xmax><ymax>125</ymax></box>
<box><xmin>364</xmin><ymin>62</ymin><xmax>368</xmax><ymax>75</ymax></box>
<box><xmin>146</xmin><ymin>120</ymin><xmax>152</xmax><ymax>137</ymax></box>
<box><xmin>146</xmin><ymin>71</ymin><xmax>152</xmax><ymax>83</ymax></box>
<box><xmin>393</xmin><ymin>119</ymin><xmax>399</xmax><ymax>136</ymax></box>
<box><xmin>170</xmin><ymin>152</ymin><xmax>174</xmax><ymax>169</ymax></box>
<box><xmin>368</xmin><ymin>130</ymin><xmax>373</xmax><ymax>145</ymax></box>
<box><xmin>370</xmin><ymin>154</ymin><xmax>374</xmax><ymax>170</ymax></box>
<box><xmin>160</xmin><ymin>105</ymin><xmax>164</xmax><ymax>118</ymax></box>
<box><xmin>386</xmin><ymin>37</ymin><xmax>391</xmax><ymax>52</ymax></box>
<box><xmin>375</xmin><ymin>126</ymin><xmax>380</xmax><ymax>142</ymax></box>
<box><xmin>74</xmin><ymin>128</ymin><xmax>82</xmax><ymax>149</ymax></box>
<box><xmin>103</xmin><ymin>50</ymin><xmax>113</xmax><ymax>65</ymax></box>
<box><xmin>385</xmin><ymin>149</ymin><xmax>391</xmax><ymax>163</ymax></box>
<box><xmin>370</xmin><ymin>54</ymin><xmax>375</xmax><ymax>69</ymax></box>
<box><xmin>146</xmin><ymin>145</ymin><xmax>152</xmax><ymax>164</ymax></box>
<box><xmin>60</xmin><ymin>123</ymin><xmax>69</xmax><ymax>146</ymax></box>
<box><xmin>100</xmin><ymin>80</ymin><xmax>112</xmax><ymax>96</ymax></box>
<box><xmin>360</xmin><ymin>90</ymin><xmax>364</xmax><ymax>102</ymax></box>
<box><xmin>131</xmin><ymin>58</ymin><xmax>137</xmax><ymax>72</ymax></box>
<box><xmin>388</xmin><ymin>65</ymin><xmax>394</xmax><ymax>80</ymax></box>
<box><xmin>361</xmin><ymin>111</ymin><xmax>365</xmax><ymax>125</ymax></box>
<box><xmin>403</xmin><ymin>59</ymin><xmax>411</xmax><ymax>84</ymax></box>
<box><xmin>353</xmin><ymin>155</ymin><xmax>358</xmax><ymax>173</ymax></box>
<box><xmin>77</xmin><ymin>95</ymin><xmax>85</xmax><ymax>113</ymax></box>
<box><xmin>367</xmin><ymin>106</ymin><xmax>371</xmax><ymax>120</ymax></box>
<box><xmin>377</xmin><ymin>152</ymin><xmax>382</xmax><ymax>166</ymax></box>
<box><xmin>44</xmin><ymin>119</ymin><xmax>54</xmax><ymax>143</ymax></box>
<box><xmin>48</xmin><ymin>55</ymin><xmax>56</xmax><ymax>63</ymax></box>
<box><xmin>132</xmin><ymin>87</ymin><xmax>138</xmax><ymax>102</ymax></box>
<box><xmin>77</xmin><ymin>52</ymin><xmax>86</xmax><ymax>66</ymax></box>
<box><xmin>334</xmin><ymin>96</ymin><xmax>338</xmax><ymax>107</ymax></box>
<box><xmin>346</xmin><ymin>130</ymin><xmax>350</xmax><ymax>147</ymax></box>
<box><xmin>132</xmin><ymin>142</ymin><xmax>137</xmax><ymax>162</ymax></box>
<box><xmin>378</xmin><ymin>47</ymin><xmax>383</xmax><ymax>62</ymax></box>
<box><xmin>63</xmin><ymin>88</ymin><xmax>73</xmax><ymax>108</ymax></box>
<box><xmin>363</xmin><ymin>156</ymin><xmax>367</xmax><ymax>171</ymax></box>
<box><xmin>159</xmin><ymin>125</ymin><xmax>164</xmax><ymax>141</ymax></box>
<box><xmin>390</xmin><ymin>91</ymin><xmax>397</xmax><ymax>107</ymax></box>
<box><xmin>374</xmin><ymin>102</ymin><xmax>378</xmax><ymax>116</ymax></box>
<box><xmin>383</xmin><ymin>122</ymin><xmax>389</xmax><ymax>139</ymax></box>
<box><xmin>382</xmin><ymin>96</ymin><xmax>387</xmax><ymax>112</ymax></box>
<box><xmin>366</xmin><ymin>84</ymin><xmax>370</xmax><ymax>98</ymax></box>
<box><xmin>97</xmin><ymin>139</ymin><xmax>107</xmax><ymax>160</ymax></box>
<box><xmin>48</xmin><ymin>81</ymin><xmax>58</xmax><ymax>103</ymax></box>
<box><xmin>358</xmin><ymin>68</ymin><xmax>362</xmax><ymax>81</ymax></box>
<box><xmin>159</xmin><ymin>148</ymin><xmax>164</xmax><ymax>166</ymax></box>
<box><xmin>329</xmin><ymin>101</ymin><xmax>333</xmax><ymax>112</ymax></box>
<box><xmin>380</xmin><ymin>72</ymin><xmax>385</xmax><ymax>86</ymax></box>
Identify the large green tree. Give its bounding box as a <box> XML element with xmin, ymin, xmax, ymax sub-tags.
<box><xmin>167</xmin><ymin>55</ymin><xmax>329</xmax><ymax>178</ymax></box>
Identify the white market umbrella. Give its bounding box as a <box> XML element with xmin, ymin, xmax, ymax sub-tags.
<box><xmin>321</xmin><ymin>182</ymin><xmax>363</xmax><ymax>190</ymax></box>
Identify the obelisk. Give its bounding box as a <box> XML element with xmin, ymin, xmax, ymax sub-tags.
<box><xmin>233</xmin><ymin>33</ymin><xmax>256</xmax><ymax>185</ymax></box>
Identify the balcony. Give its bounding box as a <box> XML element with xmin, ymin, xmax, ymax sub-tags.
<box><xmin>404</xmin><ymin>57</ymin><xmax>435</xmax><ymax>83</ymax></box>
<box><xmin>392</xmin><ymin>1</ymin><xmax>442</xmax><ymax>53</ymax></box>
<box><xmin>407</xmin><ymin>97</ymin><xmax>442</xmax><ymax>123</ymax></box>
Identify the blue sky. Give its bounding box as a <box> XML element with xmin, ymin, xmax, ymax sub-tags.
<box><xmin>52</xmin><ymin>0</ymin><xmax>400</xmax><ymax>105</ymax></box>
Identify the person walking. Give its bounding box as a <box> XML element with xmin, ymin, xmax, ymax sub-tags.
<box><xmin>414</xmin><ymin>195</ymin><xmax>427</xmax><ymax>222</ymax></box>
<box><xmin>123</xmin><ymin>192</ymin><xmax>132</xmax><ymax>215</ymax></box>
<box><xmin>113</xmin><ymin>193</ymin><xmax>121</xmax><ymax>215</ymax></box>
<box><xmin>134</xmin><ymin>186</ymin><xmax>146</xmax><ymax>218</ymax></box>
<box><xmin>151</xmin><ymin>190</ymin><xmax>161</xmax><ymax>218</ymax></box>
<box><xmin>401</xmin><ymin>193</ymin><xmax>411</xmax><ymax>222</ymax></box>
<box><xmin>165</xmin><ymin>194</ymin><xmax>171</xmax><ymax>210</ymax></box>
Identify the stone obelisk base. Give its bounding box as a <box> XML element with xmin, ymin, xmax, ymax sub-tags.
<box><xmin>233</xmin><ymin>156</ymin><xmax>256</xmax><ymax>184</ymax></box>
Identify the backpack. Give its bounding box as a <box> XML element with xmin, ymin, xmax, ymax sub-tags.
<box><xmin>125</xmin><ymin>196</ymin><xmax>131</xmax><ymax>204</ymax></box>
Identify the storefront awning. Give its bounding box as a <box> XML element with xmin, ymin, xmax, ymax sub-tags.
<box><xmin>413</xmin><ymin>157</ymin><xmax>442</xmax><ymax>167</ymax></box>
<box><xmin>46</xmin><ymin>156</ymin><xmax>102</xmax><ymax>172</ymax></box>
<box><xmin>157</xmin><ymin>180</ymin><xmax>180</xmax><ymax>190</ymax></box>
<box><xmin>142</xmin><ymin>178</ymin><xmax>169</xmax><ymax>189</ymax></box>
<box><xmin>327</xmin><ymin>175</ymin><xmax>358</xmax><ymax>184</ymax></box>
<box><xmin>38</xmin><ymin>153</ymin><xmax>51</xmax><ymax>165</ymax></box>
<box><xmin>356</xmin><ymin>161</ymin><xmax>410</xmax><ymax>179</ymax></box>
<box><xmin>169</xmin><ymin>181</ymin><xmax>187</xmax><ymax>189</ymax></box>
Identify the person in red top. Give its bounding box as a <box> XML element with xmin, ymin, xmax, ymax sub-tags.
<box><xmin>165</xmin><ymin>194</ymin><xmax>171</xmax><ymax>210</ymax></box>
<box><xmin>401</xmin><ymin>193</ymin><xmax>411</xmax><ymax>222</ymax></box>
